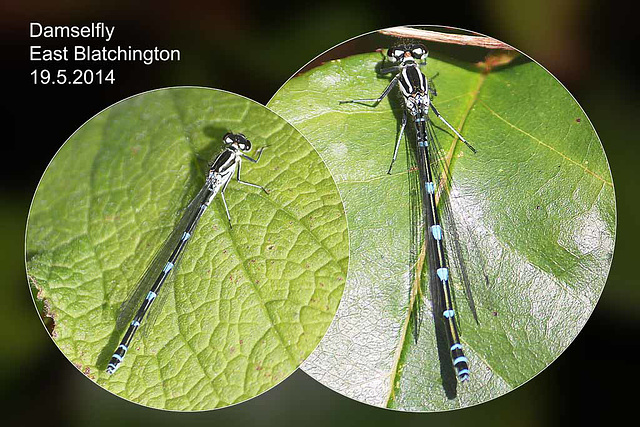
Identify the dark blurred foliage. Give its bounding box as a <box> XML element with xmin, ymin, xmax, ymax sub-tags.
<box><xmin>1</xmin><ymin>0</ymin><xmax>637</xmax><ymax>425</ymax></box>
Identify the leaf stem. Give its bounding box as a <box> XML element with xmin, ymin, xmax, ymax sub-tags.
<box><xmin>379</xmin><ymin>27</ymin><xmax>514</xmax><ymax>51</ymax></box>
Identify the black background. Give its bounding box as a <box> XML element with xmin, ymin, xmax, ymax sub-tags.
<box><xmin>2</xmin><ymin>1</ymin><xmax>637</xmax><ymax>425</ymax></box>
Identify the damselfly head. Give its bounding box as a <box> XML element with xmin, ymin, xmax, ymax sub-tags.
<box><xmin>223</xmin><ymin>132</ymin><xmax>252</xmax><ymax>152</ymax></box>
<box><xmin>387</xmin><ymin>44</ymin><xmax>428</xmax><ymax>63</ymax></box>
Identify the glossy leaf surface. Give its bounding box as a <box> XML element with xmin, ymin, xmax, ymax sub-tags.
<box><xmin>268</xmin><ymin>52</ymin><xmax>614</xmax><ymax>410</ymax></box>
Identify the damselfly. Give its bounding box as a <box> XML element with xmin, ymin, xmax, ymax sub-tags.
<box><xmin>106</xmin><ymin>132</ymin><xmax>267</xmax><ymax>374</ymax></box>
<box><xmin>340</xmin><ymin>44</ymin><xmax>476</xmax><ymax>382</ymax></box>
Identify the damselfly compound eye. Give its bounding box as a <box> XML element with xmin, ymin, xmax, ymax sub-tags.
<box><xmin>388</xmin><ymin>47</ymin><xmax>405</xmax><ymax>61</ymax></box>
<box><xmin>412</xmin><ymin>46</ymin><xmax>426</xmax><ymax>58</ymax></box>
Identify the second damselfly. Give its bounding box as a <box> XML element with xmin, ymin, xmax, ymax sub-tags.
<box><xmin>340</xmin><ymin>44</ymin><xmax>476</xmax><ymax>382</ymax></box>
<box><xmin>107</xmin><ymin>132</ymin><xmax>267</xmax><ymax>374</ymax></box>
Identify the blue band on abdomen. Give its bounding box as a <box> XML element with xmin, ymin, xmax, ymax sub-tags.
<box><xmin>437</xmin><ymin>267</ymin><xmax>449</xmax><ymax>282</ymax></box>
<box><xmin>453</xmin><ymin>356</ymin><xmax>468</xmax><ymax>366</ymax></box>
<box><xmin>431</xmin><ymin>225</ymin><xmax>442</xmax><ymax>240</ymax></box>
<box><xmin>425</xmin><ymin>182</ymin><xmax>435</xmax><ymax>194</ymax></box>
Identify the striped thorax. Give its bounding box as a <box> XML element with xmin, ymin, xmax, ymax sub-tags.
<box><xmin>387</xmin><ymin>44</ymin><xmax>430</xmax><ymax>117</ymax></box>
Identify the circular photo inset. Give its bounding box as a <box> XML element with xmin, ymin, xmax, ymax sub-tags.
<box><xmin>26</xmin><ymin>87</ymin><xmax>349</xmax><ymax>410</ymax></box>
<box><xmin>268</xmin><ymin>26</ymin><xmax>615</xmax><ymax>411</ymax></box>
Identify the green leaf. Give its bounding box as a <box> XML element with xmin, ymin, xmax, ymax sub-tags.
<box><xmin>26</xmin><ymin>88</ymin><xmax>348</xmax><ymax>410</ymax></box>
<box><xmin>268</xmin><ymin>52</ymin><xmax>615</xmax><ymax>410</ymax></box>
